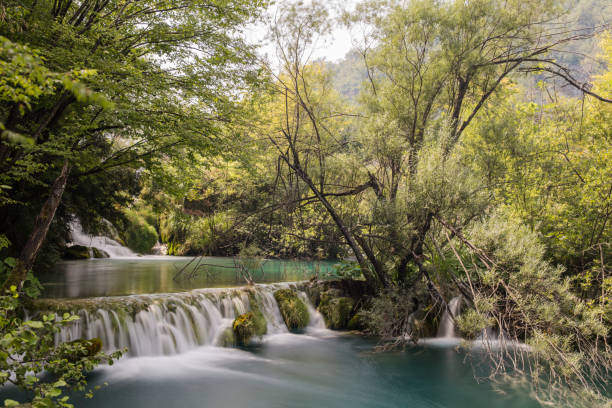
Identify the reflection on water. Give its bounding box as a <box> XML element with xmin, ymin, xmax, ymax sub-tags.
<box><xmin>39</xmin><ymin>257</ymin><xmax>337</xmax><ymax>298</ymax></box>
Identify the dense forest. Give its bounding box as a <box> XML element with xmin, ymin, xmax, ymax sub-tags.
<box><xmin>0</xmin><ymin>0</ymin><xmax>610</xmax><ymax>407</ymax></box>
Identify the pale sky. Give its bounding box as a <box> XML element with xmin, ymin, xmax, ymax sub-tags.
<box><xmin>246</xmin><ymin>0</ymin><xmax>361</xmax><ymax>64</ymax></box>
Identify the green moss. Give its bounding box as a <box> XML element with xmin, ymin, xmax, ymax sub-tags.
<box><xmin>318</xmin><ymin>292</ymin><xmax>354</xmax><ymax>330</ymax></box>
<box><xmin>62</xmin><ymin>245</ymin><xmax>91</xmax><ymax>260</ymax></box>
<box><xmin>232</xmin><ymin>308</ymin><xmax>267</xmax><ymax>346</ymax></box>
<box><xmin>218</xmin><ymin>327</ymin><xmax>236</xmax><ymax>347</ymax></box>
<box><xmin>92</xmin><ymin>247</ymin><xmax>109</xmax><ymax>258</ymax></box>
<box><xmin>319</xmin><ymin>289</ymin><xmax>343</xmax><ymax>305</ymax></box>
<box><xmin>347</xmin><ymin>311</ymin><xmax>366</xmax><ymax>331</ymax></box>
<box><xmin>305</xmin><ymin>285</ymin><xmax>321</xmax><ymax>307</ymax></box>
<box><xmin>273</xmin><ymin>289</ymin><xmax>310</xmax><ymax>330</ymax></box>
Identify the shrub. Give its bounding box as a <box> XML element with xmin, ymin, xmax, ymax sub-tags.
<box><xmin>123</xmin><ymin>210</ymin><xmax>158</xmax><ymax>254</ymax></box>
<box><xmin>0</xmin><ymin>286</ymin><xmax>123</xmax><ymax>407</ymax></box>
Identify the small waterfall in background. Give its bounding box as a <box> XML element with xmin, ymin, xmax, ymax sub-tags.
<box><xmin>42</xmin><ymin>284</ymin><xmax>323</xmax><ymax>357</ymax></box>
<box><xmin>69</xmin><ymin>220</ymin><xmax>136</xmax><ymax>258</ymax></box>
<box><xmin>476</xmin><ymin>326</ymin><xmax>498</xmax><ymax>342</ymax></box>
<box><xmin>151</xmin><ymin>241</ymin><xmax>168</xmax><ymax>255</ymax></box>
<box><xmin>436</xmin><ymin>296</ymin><xmax>462</xmax><ymax>338</ymax></box>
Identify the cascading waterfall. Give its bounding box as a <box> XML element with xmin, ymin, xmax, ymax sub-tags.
<box><xmin>44</xmin><ymin>283</ymin><xmax>322</xmax><ymax>357</ymax></box>
<box><xmin>436</xmin><ymin>296</ymin><xmax>462</xmax><ymax>338</ymax></box>
<box><xmin>69</xmin><ymin>220</ymin><xmax>136</xmax><ymax>258</ymax></box>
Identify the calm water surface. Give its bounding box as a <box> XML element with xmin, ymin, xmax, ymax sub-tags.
<box><xmin>39</xmin><ymin>257</ymin><xmax>337</xmax><ymax>298</ymax></box>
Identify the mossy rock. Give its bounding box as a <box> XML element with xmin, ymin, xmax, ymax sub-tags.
<box><xmin>92</xmin><ymin>247</ymin><xmax>109</xmax><ymax>258</ymax></box>
<box><xmin>273</xmin><ymin>289</ymin><xmax>310</xmax><ymax>330</ymax></box>
<box><xmin>218</xmin><ymin>327</ymin><xmax>236</xmax><ymax>347</ymax></box>
<box><xmin>319</xmin><ymin>289</ymin><xmax>343</xmax><ymax>305</ymax></box>
<box><xmin>318</xmin><ymin>292</ymin><xmax>354</xmax><ymax>330</ymax></box>
<box><xmin>232</xmin><ymin>309</ymin><xmax>267</xmax><ymax>346</ymax></box>
<box><xmin>62</xmin><ymin>245</ymin><xmax>91</xmax><ymax>260</ymax></box>
<box><xmin>305</xmin><ymin>285</ymin><xmax>322</xmax><ymax>307</ymax></box>
<box><xmin>347</xmin><ymin>311</ymin><xmax>367</xmax><ymax>331</ymax></box>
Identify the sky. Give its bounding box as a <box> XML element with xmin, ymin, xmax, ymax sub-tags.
<box><xmin>246</xmin><ymin>0</ymin><xmax>362</xmax><ymax>64</ymax></box>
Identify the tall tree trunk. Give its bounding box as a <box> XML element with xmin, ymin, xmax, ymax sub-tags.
<box><xmin>299</xmin><ymin>171</ymin><xmax>382</xmax><ymax>289</ymax></box>
<box><xmin>3</xmin><ymin>160</ymin><xmax>71</xmax><ymax>292</ymax></box>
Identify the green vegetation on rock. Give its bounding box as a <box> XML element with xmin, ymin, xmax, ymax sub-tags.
<box><xmin>232</xmin><ymin>309</ymin><xmax>267</xmax><ymax>346</ymax></box>
<box><xmin>62</xmin><ymin>245</ymin><xmax>90</xmax><ymax>260</ymax></box>
<box><xmin>318</xmin><ymin>291</ymin><xmax>354</xmax><ymax>330</ymax></box>
<box><xmin>347</xmin><ymin>312</ymin><xmax>366</xmax><ymax>331</ymax></box>
<box><xmin>218</xmin><ymin>327</ymin><xmax>236</xmax><ymax>347</ymax></box>
<box><xmin>91</xmin><ymin>248</ymin><xmax>109</xmax><ymax>259</ymax></box>
<box><xmin>273</xmin><ymin>289</ymin><xmax>310</xmax><ymax>330</ymax></box>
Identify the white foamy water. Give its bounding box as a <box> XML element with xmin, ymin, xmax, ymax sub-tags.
<box><xmin>436</xmin><ymin>296</ymin><xmax>462</xmax><ymax>338</ymax></box>
<box><xmin>69</xmin><ymin>220</ymin><xmax>136</xmax><ymax>257</ymax></box>
<box><xmin>42</xmin><ymin>283</ymin><xmax>325</xmax><ymax>357</ymax></box>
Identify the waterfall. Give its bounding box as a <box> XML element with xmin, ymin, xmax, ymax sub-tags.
<box><xmin>436</xmin><ymin>296</ymin><xmax>462</xmax><ymax>338</ymax></box>
<box><xmin>42</xmin><ymin>284</ymin><xmax>321</xmax><ymax>357</ymax></box>
<box><xmin>69</xmin><ymin>220</ymin><xmax>136</xmax><ymax>258</ymax></box>
<box><xmin>477</xmin><ymin>326</ymin><xmax>498</xmax><ymax>342</ymax></box>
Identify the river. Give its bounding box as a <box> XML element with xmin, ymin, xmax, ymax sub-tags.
<box><xmin>3</xmin><ymin>258</ymin><xmax>541</xmax><ymax>407</ymax></box>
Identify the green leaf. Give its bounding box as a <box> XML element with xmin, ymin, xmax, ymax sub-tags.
<box><xmin>53</xmin><ymin>380</ymin><xmax>67</xmax><ymax>388</ymax></box>
<box><xmin>23</xmin><ymin>320</ymin><xmax>44</xmax><ymax>329</ymax></box>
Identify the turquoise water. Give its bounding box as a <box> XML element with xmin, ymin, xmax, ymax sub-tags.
<box><xmin>9</xmin><ymin>259</ymin><xmax>545</xmax><ymax>407</ymax></box>
<box><xmin>2</xmin><ymin>332</ymin><xmax>540</xmax><ymax>408</ymax></box>
<box><xmin>38</xmin><ymin>257</ymin><xmax>337</xmax><ymax>298</ymax></box>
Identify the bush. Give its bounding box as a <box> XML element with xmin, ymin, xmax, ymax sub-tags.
<box><xmin>0</xmin><ymin>286</ymin><xmax>123</xmax><ymax>407</ymax></box>
<box><xmin>123</xmin><ymin>210</ymin><xmax>158</xmax><ymax>254</ymax></box>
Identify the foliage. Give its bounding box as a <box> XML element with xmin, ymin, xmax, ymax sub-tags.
<box><xmin>329</xmin><ymin>261</ymin><xmax>363</xmax><ymax>280</ymax></box>
<box><xmin>0</xmin><ymin>0</ymin><xmax>268</xmax><ymax>277</ymax></box>
<box><xmin>0</xmin><ymin>240</ymin><xmax>42</xmax><ymax>298</ymax></box>
<box><xmin>361</xmin><ymin>283</ymin><xmax>435</xmax><ymax>340</ymax></box>
<box><xmin>0</xmin><ymin>286</ymin><xmax>123</xmax><ymax>407</ymax></box>
<box><xmin>1</xmin><ymin>0</ymin><xmax>610</xmax><ymax>406</ymax></box>
<box><xmin>122</xmin><ymin>209</ymin><xmax>158</xmax><ymax>254</ymax></box>
<box><xmin>462</xmin><ymin>60</ymin><xmax>612</xmax><ymax>288</ymax></box>
<box><xmin>446</xmin><ymin>210</ymin><xmax>611</xmax><ymax>407</ymax></box>
<box><xmin>232</xmin><ymin>309</ymin><xmax>267</xmax><ymax>346</ymax></box>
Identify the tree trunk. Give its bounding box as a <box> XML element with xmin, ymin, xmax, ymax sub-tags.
<box><xmin>293</xmin><ymin>166</ymin><xmax>383</xmax><ymax>290</ymax></box>
<box><xmin>3</xmin><ymin>160</ymin><xmax>71</xmax><ymax>292</ymax></box>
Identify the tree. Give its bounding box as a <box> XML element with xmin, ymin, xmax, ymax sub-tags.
<box><xmin>0</xmin><ymin>0</ymin><xmax>268</xmax><ymax>290</ymax></box>
<box><xmin>257</xmin><ymin>0</ymin><xmax>611</xmax><ymax>291</ymax></box>
<box><xmin>462</xmin><ymin>34</ymin><xmax>612</xmax><ymax>300</ymax></box>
